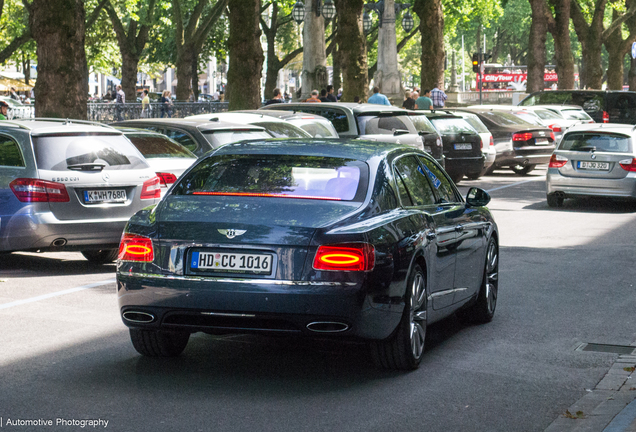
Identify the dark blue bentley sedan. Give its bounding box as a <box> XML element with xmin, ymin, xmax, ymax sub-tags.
<box><xmin>116</xmin><ymin>139</ymin><xmax>499</xmax><ymax>370</ymax></box>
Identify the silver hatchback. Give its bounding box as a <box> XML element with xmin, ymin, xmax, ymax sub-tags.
<box><xmin>546</xmin><ymin>123</ymin><xmax>636</xmax><ymax>207</ymax></box>
<box><xmin>0</xmin><ymin>119</ymin><xmax>161</xmax><ymax>263</ymax></box>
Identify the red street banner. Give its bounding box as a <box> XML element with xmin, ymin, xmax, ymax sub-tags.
<box><xmin>482</xmin><ymin>73</ymin><xmax>558</xmax><ymax>82</ymax></box>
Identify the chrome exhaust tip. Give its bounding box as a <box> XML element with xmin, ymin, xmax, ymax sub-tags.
<box><xmin>51</xmin><ymin>238</ymin><xmax>67</xmax><ymax>247</ymax></box>
<box><xmin>123</xmin><ymin>311</ymin><xmax>155</xmax><ymax>323</ymax></box>
<box><xmin>306</xmin><ymin>321</ymin><xmax>349</xmax><ymax>333</ymax></box>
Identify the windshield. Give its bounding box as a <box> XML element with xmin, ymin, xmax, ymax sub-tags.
<box><xmin>456</xmin><ymin>113</ymin><xmax>490</xmax><ymax>133</ymax></box>
<box><xmin>510</xmin><ymin>111</ymin><xmax>545</xmax><ymax>126</ymax></box>
<box><xmin>479</xmin><ymin>111</ymin><xmax>537</xmax><ymax>127</ymax></box>
<box><xmin>559</xmin><ymin>133</ymin><xmax>631</xmax><ymax>153</ymax></box>
<box><xmin>125</xmin><ymin>134</ymin><xmax>196</xmax><ymax>159</ymax></box>
<box><xmin>408</xmin><ymin>115</ymin><xmax>438</xmax><ymax>134</ymax></box>
<box><xmin>430</xmin><ymin>118</ymin><xmax>477</xmax><ymax>134</ymax></box>
<box><xmin>33</xmin><ymin>133</ymin><xmax>149</xmax><ymax>171</ymax></box>
<box><xmin>203</xmin><ymin>130</ymin><xmax>271</xmax><ymax>147</ymax></box>
<box><xmin>533</xmin><ymin>109</ymin><xmax>563</xmax><ymax>120</ymax></box>
<box><xmin>357</xmin><ymin>115</ymin><xmax>413</xmax><ymax>135</ymax></box>
<box><xmin>173</xmin><ymin>155</ymin><xmax>367</xmax><ymax>202</ymax></box>
<box><xmin>252</xmin><ymin>121</ymin><xmax>310</xmax><ymax>138</ymax></box>
<box><xmin>561</xmin><ymin>109</ymin><xmax>593</xmax><ymax>121</ymax></box>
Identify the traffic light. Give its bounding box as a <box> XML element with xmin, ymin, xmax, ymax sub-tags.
<box><xmin>472</xmin><ymin>53</ymin><xmax>479</xmax><ymax>73</ymax></box>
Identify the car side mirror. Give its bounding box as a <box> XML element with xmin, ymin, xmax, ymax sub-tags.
<box><xmin>466</xmin><ymin>187</ymin><xmax>491</xmax><ymax>207</ymax></box>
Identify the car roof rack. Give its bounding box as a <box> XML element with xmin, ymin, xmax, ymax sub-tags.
<box><xmin>17</xmin><ymin>118</ymin><xmax>118</xmax><ymax>130</ymax></box>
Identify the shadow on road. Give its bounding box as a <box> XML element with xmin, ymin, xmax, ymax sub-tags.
<box><xmin>0</xmin><ymin>251</ymin><xmax>115</xmax><ymax>277</ymax></box>
<box><xmin>523</xmin><ymin>196</ymin><xmax>636</xmax><ymax>214</ymax></box>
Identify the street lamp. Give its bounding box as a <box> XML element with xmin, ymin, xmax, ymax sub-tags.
<box><xmin>363</xmin><ymin>12</ymin><xmax>372</xmax><ymax>34</ymax></box>
<box><xmin>364</xmin><ymin>1</ymin><xmax>412</xmax><ymax>30</ymax></box>
<box><xmin>292</xmin><ymin>0</ymin><xmax>337</xmax><ymax>25</ymax></box>
<box><xmin>292</xmin><ymin>1</ymin><xmax>305</xmax><ymax>25</ymax></box>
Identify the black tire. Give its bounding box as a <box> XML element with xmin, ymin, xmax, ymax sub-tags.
<box><xmin>129</xmin><ymin>328</ymin><xmax>190</xmax><ymax>357</ymax></box>
<box><xmin>448</xmin><ymin>171</ymin><xmax>464</xmax><ymax>184</ymax></box>
<box><xmin>465</xmin><ymin>172</ymin><xmax>481</xmax><ymax>181</ymax></box>
<box><xmin>511</xmin><ymin>164</ymin><xmax>536</xmax><ymax>175</ymax></box>
<box><xmin>547</xmin><ymin>193</ymin><xmax>564</xmax><ymax>208</ymax></box>
<box><xmin>81</xmin><ymin>249</ymin><xmax>118</xmax><ymax>264</ymax></box>
<box><xmin>482</xmin><ymin>165</ymin><xmax>496</xmax><ymax>176</ymax></box>
<box><xmin>458</xmin><ymin>237</ymin><xmax>498</xmax><ymax>324</ymax></box>
<box><xmin>372</xmin><ymin>264</ymin><xmax>427</xmax><ymax>370</ymax></box>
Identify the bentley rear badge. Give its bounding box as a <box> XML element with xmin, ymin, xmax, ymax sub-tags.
<box><xmin>218</xmin><ymin>229</ymin><xmax>246</xmax><ymax>239</ymax></box>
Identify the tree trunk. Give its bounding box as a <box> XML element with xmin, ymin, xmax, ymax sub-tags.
<box><xmin>414</xmin><ymin>0</ymin><xmax>444</xmax><ymax>90</ymax></box>
<box><xmin>192</xmin><ymin>54</ymin><xmax>199</xmax><ymax>100</ymax></box>
<box><xmin>527</xmin><ymin>0</ymin><xmax>549</xmax><ymax>93</ymax></box>
<box><xmin>629</xmin><ymin>58</ymin><xmax>636</xmax><ymax>90</ymax></box>
<box><xmin>549</xmin><ymin>0</ymin><xmax>575</xmax><ymax>89</ymax></box>
<box><xmin>121</xmin><ymin>52</ymin><xmax>140</xmax><ymax>102</ymax></box>
<box><xmin>227</xmin><ymin>0</ymin><xmax>263</xmax><ymax>110</ymax></box>
<box><xmin>334</xmin><ymin>0</ymin><xmax>368</xmax><ymax>102</ymax></box>
<box><xmin>332</xmin><ymin>42</ymin><xmax>342</xmax><ymax>96</ymax></box>
<box><xmin>301</xmin><ymin>1</ymin><xmax>328</xmax><ymax>100</ymax></box>
<box><xmin>606</xmin><ymin>10</ymin><xmax>625</xmax><ymax>90</ymax></box>
<box><xmin>570</xmin><ymin>0</ymin><xmax>609</xmax><ymax>89</ymax></box>
<box><xmin>175</xmin><ymin>47</ymin><xmax>195</xmax><ymax>101</ymax></box>
<box><xmin>586</xmin><ymin>28</ymin><xmax>604</xmax><ymax>88</ymax></box>
<box><xmin>29</xmin><ymin>0</ymin><xmax>88</xmax><ymax>119</ymax></box>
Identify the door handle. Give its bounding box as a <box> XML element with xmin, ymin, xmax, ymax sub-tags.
<box><xmin>455</xmin><ymin>225</ymin><xmax>464</xmax><ymax>232</ymax></box>
<box><xmin>426</xmin><ymin>231</ymin><xmax>437</xmax><ymax>240</ymax></box>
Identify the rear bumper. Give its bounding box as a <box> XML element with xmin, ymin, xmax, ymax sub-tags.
<box><xmin>495</xmin><ymin>147</ymin><xmax>554</xmax><ymax>167</ymax></box>
<box><xmin>116</xmin><ymin>273</ymin><xmax>403</xmax><ymax>341</ymax></box>
<box><xmin>547</xmin><ymin>169</ymin><xmax>636</xmax><ymax>198</ymax></box>
<box><xmin>0</xmin><ymin>210</ymin><xmax>128</xmax><ymax>252</ymax></box>
<box><xmin>445</xmin><ymin>155</ymin><xmax>485</xmax><ymax>174</ymax></box>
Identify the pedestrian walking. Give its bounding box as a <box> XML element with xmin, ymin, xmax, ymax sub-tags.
<box><xmin>160</xmin><ymin>90</ymin><xmax>173</xmax><ymax>118</ymax></box>
<box><xmin>415</xmin><ymin>89</ymin><xmax>434</xmax><ymax>110</ymax></box>
<box><xmin>141</xmin><ymin>90</ymin><xmax>150</xmax><ymax>118</ymax></box>
<box><xmin>0</xmin><ymin>101</ymin><xmax>9</xmax><ymax>120</ymax></box>
<box><xmin>402</xmin><ymin>90</ymin><xmax>415</xmax><ymax>110</ymax></box>
<box><xmin>319</xmin><ymin>89</ymin><xmax>329</xmax><ymax>102</ymax></box>
<box><xmin>367</xmin><ymin>86</ymin><xmax>391</xmax><ymax>106</ymax></box>
<box><xmin>326</xmin><ymin>85</ymin><xmax>338</xmax><ymax>102</ymax></box>
<box><xmin>305</xmin><ymin>90</ymin><xmax>321</xmax><ymax>103</ymax></box>
<box><xmin>430</xmin><ymin>85</ymin><xmax>448</xmax><ymax>109</ymax></box>
<box><xmin>115</xmin><ymin>85</ymin><xmax>125</xmax><ymax>121</ymax></box>
<box><xmin>264</xmin><ymin>88</ymin><xmax>284</xmax><ymax>106</ymax></box>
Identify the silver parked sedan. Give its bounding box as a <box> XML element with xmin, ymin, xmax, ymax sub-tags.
<box><xmin>546</xmin><ymin>123</ymin><xmax>636</xmax><ymax>207</ymax></box>
<box><xmin>0</xmin><ymin>119</ymin><xmax>161</xmax><ymax>263</ymax></box>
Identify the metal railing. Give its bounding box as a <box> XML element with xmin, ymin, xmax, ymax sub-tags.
<box><xmin>87</xmin><ymin>102</ymin><xmax>230</xmax><ymax>122</ymax></box>
<box><xmin>446</xmin><ymin>91</ymin><xmax>519</xmax><ymax>106</ymax></box>
<box><xmin>8</xmin><ymin>105</ymin><xmax>35</xmax><ymax>120</ymax></box>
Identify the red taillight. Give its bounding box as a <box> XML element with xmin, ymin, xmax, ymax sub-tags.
<box><xmin>489</xmin><ymin>136</ymin><xmax>494</xmax><ymax>147</ymax></box>
<box><xmin>156</xmin><ymin>172</ymin><xmax>178</xmax><ymax>186</ymax></box>
<box><xmin>140</xmin><ymin>176</ymin><xmax>161</xmax><ymax>199</ymax></box>
<box><xmin>118</xmin><ymin>233</ymin><xmax>154</xmax><ymax>262</ymax></box>
<box><xmin>603</xmin><ymin>111</ymin><xmax>610</xmax><ymax>123</ymax></box>
<box><xmin>312</xmin><ymin>243</ymin><xmax>375</xmax><ymax>272</ymax></box>
<box><xmin>619</xmin><ymin>158</ymin><xmax>636</xmax><ymax>171</ymax></box>
<box><xmin>549</xmin><ymin>154</ymin><xmax>568</xmax><ymax>168</ymax></box>
<box><xmin>512</xmin><ymin>132</ymin><xmax>533</xmax><ymax>141</ymax></box>
<box><xmin>9</xmin><ymin>178</ymin><xmax>70</xmax><ymax>202</ymax></box>
<box><xmin>479</xmin><ymin>138</ymin><xmax>483</xmax><ymax>149</ymax></box>
<box><xmin>548</xmin><ymin>124</ymin><xmax>562</xmax><ymax>132</ymax></box>
<box><xmin>550</xmin><ymin>131</ymin><xmax>556</xmax><ymax>142</ymax></box>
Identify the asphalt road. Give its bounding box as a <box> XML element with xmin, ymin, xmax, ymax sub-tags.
<box><xmin>1</xmin><ymin>166</ymin><xmax>636</xmax><ymax>432</ymax></box>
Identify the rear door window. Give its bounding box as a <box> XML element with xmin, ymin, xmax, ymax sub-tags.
<box><xmin>358</xmin><ymin>115</ymin><xmax>413</xmax><ymax>135</ymax></box>
<box><xmin>125</xmin><ymin>134</ymin><xmax>196</xmax><ymax>158</ymax></box>
<box><xmin>174</xmin><ymin>155</ymin><xmax>368</xmax><ymax>202</ymax></box>
<box><xmin>393</xmin><ymin>155</ymin><xmax>436</xmax><ymax>207</ymax></box>
<box><xmin>32</xmin><ymin>133</ymin><xmax>149</xmax><ymax>171</ymax></box>
<box><xmin>408</xmin><ymin>115</ymin><xmax>438</xmax><ymax>134</ymax></box>
<box><xmin>559</xmin><ymin>133</ymin><xmax>631</xmax><ymax>153</ymax></box>
<box><xmin>164</xmin><ymin>128</ymin><xmax>198</xmax><ymax>152</ymax></box>
<box><xmin>0</xmin><ymin>136</ymin><xmax>25</xmax><ymax>167</ymax></box>
<box><xmin>417</xmin><ymin>157</ymin><xmax>459</xmax><ymax>203</ymax></box>
<box><xmin>313</xmin><ymin>108</ymin><xmax>349</xmax><ymax>133</ymax></box>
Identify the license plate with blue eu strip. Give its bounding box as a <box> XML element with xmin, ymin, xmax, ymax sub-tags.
<box><xmin>191</xmin><ymin>251</ymin><xmax>273</xmax><ymax>275</ymax></box>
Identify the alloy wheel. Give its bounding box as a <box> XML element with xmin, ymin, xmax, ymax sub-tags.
<box><xmin>409</xmin><ymin>271</ymin><xmax>427</xmax><ymax>360</ymax></box>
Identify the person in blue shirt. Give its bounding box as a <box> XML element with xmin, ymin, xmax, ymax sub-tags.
<box><xmin>367</xmin><ymin>86</ymin><xmax>391</xmax><ymax>106</ymax></box>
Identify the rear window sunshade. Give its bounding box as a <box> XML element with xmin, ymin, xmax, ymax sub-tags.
<box><xmin>172</xmin><ymin>154</ymin><xmax>368</xmax><ymax>202</ymax></box>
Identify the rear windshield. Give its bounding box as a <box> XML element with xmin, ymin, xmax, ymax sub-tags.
<box><xmin>298</xmin><ymin>122</ymin><xmax>339</xmax><ymax>138</ymax></box>
<box><xmin>479</xmin><ymin>111</ymin><xmax>536</xmax><ymax>127</ymax></box>
<box><xmin>561</xmin><ymin>109</ymin><xmax>593</xmax><ymax>121</ymax></box>
<box><xmin>408</xmin><ymin>115</ymin><xmax>438</xmax><ymax>134</ymax></box>
<box><xmin>510</xmin><ymin>111</ymin><xmax>544</xmax><ymax>126</ymax></box>
<box><xmin>252</xmin><ymin>121</ymin><xmax>309</xmax><ymax>138</ymax></box>
<box><xmin>203</xmin><ymin>130</ymin><xmax>271</xmax><ymax>147</ymax></box>
<box><xmin>125</xmin><ymin>134</ymin><xmax>196</xmax><ymax>159</ymax></box>
<box><xmin>559</xmin><ymin>133</ymin><xmax>631</xmax><ymax>153</ymax></box>
<box><xmin>173</xmin><ymin>155</ymin><xmax>367</xmax><ymax>202</ymax></box>
<box><xmin>357</xmin><ymin>115</ymin><xmax>413</xmax><ymax>135</ymax></box>
<box><xmin>430</xmin><ymin>118</ymin><xmax>476</xmax><ymax>134</ymax></box>
<box><xmin>33</xmin><ymin>133</ymin><xmax>149</xmax><ymax>171</ymax></box>
<box><xmin>456</xmin><ymin>113</ymin><xmax>489</xmax><ymax>133</ymax></box>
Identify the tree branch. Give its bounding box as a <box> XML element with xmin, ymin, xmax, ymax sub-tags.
<box><xmin>397</xmin><ymin>27</ymin><xmax>419</xmax><ymax>52</ymax></box>
<box><xmin>603</xmin><ymin>3</ymin><xmax>636</xmax><ymax>40</ymax></box>
<box><xmin>86</xmin><ymin>0</ymin><xmax>109</xmax><ymax>30</ymax></box>
<box><xmin>193</xmin><ymin>0</ymin><xmax>229</xmax><ymax>49</ymax></box>
<box><xmin>185</xmin><ymin>0</ymin><xmax>208</xmax><ymax>40</ymax></box>
<box><xmin>280</xmin><ymin>46</ymin><xmax>303</xmax><ymax>68</ymax></box>
<box><xmin>0</xmin><ymin>29</ymin><xmax>32</xmax><ymax>65</ymax></box>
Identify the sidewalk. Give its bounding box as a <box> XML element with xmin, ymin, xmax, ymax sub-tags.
<box><xmin>545</xmin><ymin>353</ymin><xmax>636</xmax><ymax>432</ymax></box>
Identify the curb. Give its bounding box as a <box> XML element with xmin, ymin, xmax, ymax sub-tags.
<box><xmin>545</xmin><ymin>355</ymin><xmax>636</xmax><ymax>432</ymax></box>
